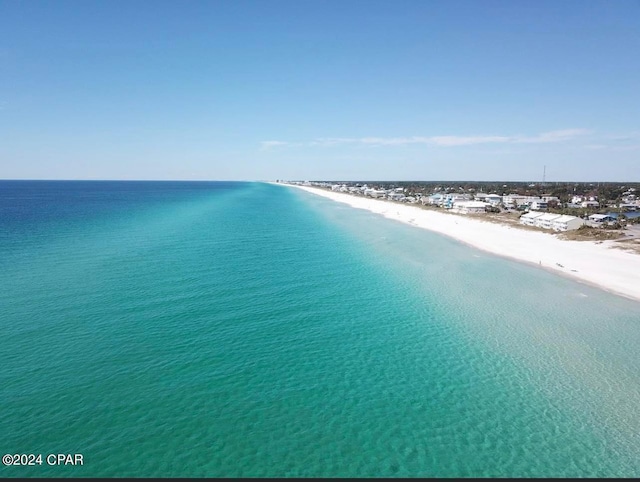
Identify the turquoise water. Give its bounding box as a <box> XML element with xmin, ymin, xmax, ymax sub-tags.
<box><xmin>1</xmin><ymin>181</ymin><xmax>639</xmax><ymax>477</ymax></box>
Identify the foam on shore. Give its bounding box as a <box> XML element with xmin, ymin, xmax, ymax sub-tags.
<box><xmin>282</xmin><ymin>183</ymin><xmax>640</xmax><ymax>303</ymax></box>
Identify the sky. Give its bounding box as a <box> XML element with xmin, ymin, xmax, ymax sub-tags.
<box><xmin>1</xmin><ymin>0</ymin><xmax>639</xmax><ymax>182</ymax></box>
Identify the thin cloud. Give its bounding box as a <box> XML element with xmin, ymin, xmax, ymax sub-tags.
<box><xmin>261</xmin><ymin>129</ymin><xmax>592</xmax><ymax>149</ymax></box>
<box><xmin>514</xmin><ymin>129</ymin><xmax>592</xmax><ymax>144</ymax></box>
<box><xmin>309</xmin><ymin>130</ymin><xmax>589</xmax><ymax>147</ymax></box>
<box><xmin>310</xmin><ymin>135</ymin><xmax>511</xmax><ymax>147</ymax></box>
<box><xmin>260</xmin><ymin>140</ymin><xmax>289</xmax><ymax>150</ymax></box>
<box><xmin>309</xmin><ymin>138</ymin><xmax>360</xmax><ymax>146</ymax></box>
<box><xmin>427</xmin><ymin>135</ymin><xmax>511</xmax><ymax>146</ymax></box>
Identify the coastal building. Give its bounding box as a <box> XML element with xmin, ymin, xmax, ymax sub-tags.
<box><xmin>619</xmin><ymin>203</ymin><xmax>638</xmax><ymax>211</ymax></box>
<box><xmin>364</xmin><ymin>188</ymin><xmax>386</xmax><ymax>198</ymax></box>
<box><xmin>530</xmin><ymin>200</ymin><xmax>548</xmax><ymax>211</ymax></box>
<box><xmin>443</xmin><ymin>194</ymin><xmax>471</xmax><ymax>208</ymax></box>
<box><xmin>387</xmin><ymin>192</ymin><xmax>406</xmax><ymax>201</ymax></box>
<box><xmin>519</xmin><ymin>211</ymin><xmax>545</xmax><ymax>226</ymax></box>
<box><xmin>520</xmin><ymin>212</ymin><xmax>583</xmax><ymax>231</ymax></box>
<box><xmin>581</xmin><ymin>200</ymin><xmax>599</xmax><ymax>208</ymax></box>
<box><xmin>503</xmin><ymin>194</ymin><xmax>528</xmax><ymax>208</ymax></box>
<box><xmin>485</xmin><ymin>194</ymin><xmax>503</xmax><ymax>206</ymax></box>
<box><xmin>423</xmin><ymin>193</ymin><xmax>445</xmax><ymax>205</ymax></box>
<box><xmin>534</xmin><ymin>213</ymin><xmax>562</xmax><ymax>229</ymax></box>
<box><xmin>622</xmin><ymin>192</ymin><xmax>637</xmax><ymax>204</ymax></box>
<box><xmin>551</xmin><ymin>215</ymin><xmax>585</xmax><ymax>231</ymax></box>
<box><xmin>451</xmin><ymin>200</ymin><xmax>489</xmax><ymax>214</ymax></box>
<box><xmin>520</xmin><ymin>196</ymin><xmax>543</xmax><ymax>208</ymax></box>
<box><xmin>422</xmin><ymin>193</ymin><xmax>471</xmax><ymax>208</ymax></box>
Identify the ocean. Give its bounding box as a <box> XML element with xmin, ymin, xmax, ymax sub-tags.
<box><xmin>1</xmin><ymin>180</ymin><xmax>639</xmax><ymax>477</ymax></box>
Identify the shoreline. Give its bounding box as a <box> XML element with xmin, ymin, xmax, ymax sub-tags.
<box><xmin>275</xmin><ymin>183</ymin><xmax>640</xmax><ymax>303</ymax></box>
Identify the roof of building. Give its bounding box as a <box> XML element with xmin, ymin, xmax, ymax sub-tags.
<box><xmin>553</xmin><ymin>215</ymin><xmax>580</xmax><ymax>223</ymax></box>
<box><xmin>453</xmin><ymin>201</ymin><xmax>489</xmax><ymax>208</ymax></box>
<box><xmin>521</xmin><ymin>211</ymin><xmax>545</xmax><ymax>219</ymax></box>
<box><xmin>537</xmin><ymin>213</ymin><xmax>562</xmax><ymax>221</ymax></box>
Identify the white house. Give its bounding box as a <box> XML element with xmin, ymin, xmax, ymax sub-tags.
<box><xmin>441</xmin><ymin>194</ymin><xmax>471</xmax><ymax>208</ymax></box>
<box><xmin>503</xmin><ymin>194</ymin><xmax>528</xmax><ymax>208</ymax></box>
<box><xmin>530</xmin><ymin>200</ymin><xmax>548</xmax><ymax>211</ymax></box>
<box><xmin>485</xmin><ymin>194</ymin><xmax>503</xmax><ymax>206</ymax></box>
<box><xmin>619</xmin><ymin>203</ymin><xmax>638</xmax><ymax>211</ymax></box>
<box><xmin>551</xmin><ymin>215</ymin><xmax>585</xmax><ymax>231</ymax></box>
<box><xmin>534</xmin><ymin>213</ymin><xmax>562</xmax><ymax>229</ymax></box>
<box><xmin>424</xmin><ymin>193</ymin><xmax>471</xmax><ymax>208</ymax></box>
<box><xmin>423</xmin><ymin>193</ymin><xmax>445</xmax><ymax>205</ymax></box>
<box><xmin>581</xmin><ymin>200</ymin><xmax>599</xmax><ymax>208</ymax></box>
<box><xmin>519</xmin><ymin>211</ymin><xmax>545</xmax><ymax>226</ymax></box>
<box><xmin>452</xmin><ymin>200</ymin><xmax>489</xmax><ymax>214</ymax></box>
<box><xmin>365</xmin><ymin>189</ymin><xmax>386</xmax><ymax>198</ymax></box>
<box><xmin>387</xmin><ymin>192</ymin><xmax>406</xmax><ymax>201</ymax></box>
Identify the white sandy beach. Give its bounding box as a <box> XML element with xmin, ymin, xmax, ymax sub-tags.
<box><xmin>281</xmin><ymin>183</ymin><xmax>640</xmax><ymax>303</ymax></box>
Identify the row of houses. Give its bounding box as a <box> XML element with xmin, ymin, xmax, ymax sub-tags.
<box><xmin>325</xmin><ymin>184</ymin><xmax>640</xmax><ymax>212</ymax></box>
<box><xmin>423</xmin><ymin>192</ymin><xmax>563</xmax><ymax>210</ymax></box>
<box><xmin>445</xmin><ymin>192</ymin><xmax>638</xmax><ymax>211</ymax></box>
<box><xmin>330</xmin><ymin>184</ymin><xmax>418</xmax><ymax>203</ymax></box>
<box><xmin>519</xmin><ymin>212</ymin><xmax>585</xmax><ymax>231</ymax></box>
<box><xmin>317</xmin><ymin>183</ymin><xmax>637</xmax><ymax>224</ymax></box>
<box><xmin>421</xmin><ymin>193</ymin><xmax>490</xmax><ymax>208</ymax></box>
<box><xmin>501</xmin><ymin>194</ymin><xmax>561</xmax><ymax>209</ymax></box>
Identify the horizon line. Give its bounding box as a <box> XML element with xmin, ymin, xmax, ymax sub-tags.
<box><xmin>2</xmin><ymin>178</ymin><xmax>640</xmax><ymax>184</ymax></box>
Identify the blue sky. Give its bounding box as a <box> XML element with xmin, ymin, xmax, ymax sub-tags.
<box><xmin>1</xmin><ymin>0</ymin><xmax>639</xmax><ymax>181</ymax></box>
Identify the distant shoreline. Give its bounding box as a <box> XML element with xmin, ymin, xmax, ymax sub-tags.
<box><xmin>274</xmin><ymin>182</ymin><xmax>640</xmax><ymax>303</ymax></box>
